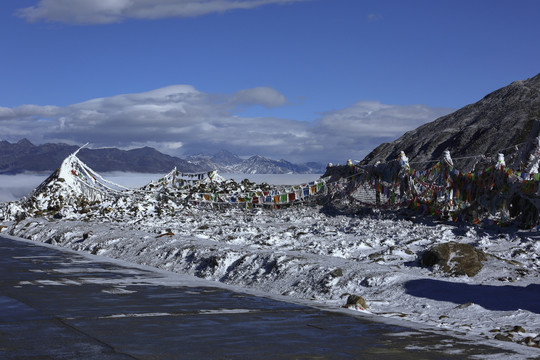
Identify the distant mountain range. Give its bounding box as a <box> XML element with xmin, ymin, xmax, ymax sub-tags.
<box><xmin>361</xmin><ymin>73</ymin><xmax>540</xmax><ymax>171</ymax></box>
<box><xmin>0</xmin><ymin>139</ymin><xmax>325</xmax><ymax>175</ymax></box>
<box><xmin>185</xmin><ymin>152</ymin><xmax>322</xmax><ymax>174</ymax></box>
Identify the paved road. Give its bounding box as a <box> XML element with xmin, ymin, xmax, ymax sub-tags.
<box><xmin>0</xmin><ymin>235</ymin><xmax>517</xmax><ymax>359</ymax></box>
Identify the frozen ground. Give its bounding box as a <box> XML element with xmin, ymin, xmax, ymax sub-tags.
<box><xmin>1</xmin><ymin>162</ymin><xmax>539</xmax><ymax>357</ymax></box>
<box><xmin>2</xmin><ymin>203</ymin><xmax>540</xmax><ymax>356</ymax></box>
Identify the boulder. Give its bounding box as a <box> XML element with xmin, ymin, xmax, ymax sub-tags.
<box><xmin>419</xmin><ymin>242</ymin><xmax>487</xmax><ymax>277</ymax></box>
<box><xmin>494</xmin><ymin>334</ymin><xmax>513</xmax><ymax>342</ymax></box>
<box><xmin>344</xmin><ymin>295</ymin><xmax>368</xmax><ymax>310</ymax></box>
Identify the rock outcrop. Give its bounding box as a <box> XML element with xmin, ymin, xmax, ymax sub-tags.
<box><xmin>361</xmin><ymin>73</ymin><xmax>540</xmax><ymax>172</ymax></box>
<box><xmin>419</xmin><ymin>242</ymin><xmax>487</xmax><ymax>277</ymax></box>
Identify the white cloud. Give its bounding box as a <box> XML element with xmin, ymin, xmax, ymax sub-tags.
<box><xmin>0</xmin><ymin>86</ymin><xmax>454</xmax><ymax>164</ymax></box>
<box><xmin>310</xmin><ymin>101</ymin><xmax>454</xmax><ymax>162</ymax></box>
<box><xmin>0</xmin><ymin>174</ymin><xmax>50</xmax><ymax>202</ymax></box>
<box><xmin>0</xmin><ymin>107</ymin><xmax>15</xmax><ymax>119</ymax></box>
<box><xmin>229</xmin><ymin>87</ymin><xmax>287</xmax><ymax>108</ymax></box>
<box><xmin>16</xmin><ymin>0</ymin><xmax>309</xmax><ymax>24</ymax></box>
<box><xmin>317</xmin><ymin>101</ymin><xmax>447</xmax><ymax>137</ymax></box>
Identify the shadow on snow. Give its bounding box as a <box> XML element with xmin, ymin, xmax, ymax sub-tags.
<box><xmin>404</xmin><ymin>278</ymin><xmax>540</xmax><ymax>314</ymax></box>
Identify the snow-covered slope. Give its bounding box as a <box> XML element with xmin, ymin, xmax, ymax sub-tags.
<box><xmin>187</xmin><ymin>151</ymin><xmax>325</xmax><ymax>174</ymax></box>
<box><xmin>1</xmin><ymin>152</ymin><xmax>539</xmax><ymax>357</ymax></box>
<box><xmin>362</xmin><ymin>73</ymin><xmax>540</xmax><ymax>172</ymax></box>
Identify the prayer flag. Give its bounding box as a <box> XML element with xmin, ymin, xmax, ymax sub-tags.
<box><xmin>288</xmin><ymin>193</ymin><xmax>295</xmax><ymax>202</ymax></box>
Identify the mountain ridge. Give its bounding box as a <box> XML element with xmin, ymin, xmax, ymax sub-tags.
<box><xmin>0</xmin><ymin>140</ymin><xmax>325</xmax><ymax>175</ymax></box>
<box><xmin>360</xmin><ymin>73</ymin><xmax>540</xmax><ymax>171</ymax></box>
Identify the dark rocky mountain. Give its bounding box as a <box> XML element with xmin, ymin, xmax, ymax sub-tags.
<box><xmin>361</xmin><ymin>73</ymin><xmax>540</xmax><ymax>172</ymax></box>
<box><xmin>0</xmin><ymin>139</ymin><xmax>201</xmax><ymax>174</ymax></box>
<box><xmin>1</xmin><ymin>139</ymin><xmax>79</xmax><ymax>174</ymax></box>
<box><xmin>210</xmin><ymin>149</ymin><xmax>243</xmax><ymax>166</ymax></box>
<box><xmin>0</xmin><ymin>140</ymin><xmax>324</xmax><ymax>174</ymax></box>
<box><xmin>185</xmin><ymin>150</ymin><xmax>243</xmax><ymax>171</ymax></box>
<box><xmin>78</xmin><ymin>147</ymin><xmax>201</xmax><ymax>173</ymax></box>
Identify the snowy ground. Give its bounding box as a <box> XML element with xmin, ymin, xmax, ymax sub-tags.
<box><xmin>2</xmin><ymin>202</ymin><xmax>540</xmax><ymax>356</ymax></box>
<box><xmin>1</xmin><ymin>166</ymin><xmax>540</xmax><ymax>357</ymax></box>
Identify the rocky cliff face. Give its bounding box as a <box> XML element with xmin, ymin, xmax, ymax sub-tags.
<box><xmin>361</xmin><ymin>73</ymin><xmax>540</xmax><ymax>172</ymax></box>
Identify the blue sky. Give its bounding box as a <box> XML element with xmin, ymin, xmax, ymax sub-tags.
<box><xmin>1</xmin><ymin>0</ymin><xmax>539</xmax><ymax>164</ymax></box>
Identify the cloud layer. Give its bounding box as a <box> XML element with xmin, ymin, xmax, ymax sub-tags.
<box><xmin>0</xmin><ymin>85</ymin><xmax>453</xmax><ymax>164</ymax></box>
<box><xmin>16</xmin><ymin>0</ymin><xmax>308</xmax><ymax>24</ymax></box>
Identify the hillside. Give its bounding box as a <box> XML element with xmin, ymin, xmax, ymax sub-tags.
<box><xmin>0</xmin><ymin>140</ymin><xmax>201</xmax><ymax>174</ymax></box>
<box><xmin>361</xmin><ymin>73</ymin><xmax>540</xmax><ymax>171</ymax></box>
<box><xmin>0</xmin><ymin>140</ymin><xmax>324</xmax><ymax>175</ymax></box>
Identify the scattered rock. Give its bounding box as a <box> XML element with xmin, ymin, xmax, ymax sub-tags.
<box><xmin>90</xmin><ymin>245</ymin><xmax>102</xmax><ymax>255</ymax></box>
<box><xmin>156</xmin><ymin>231</ymin><xmax>174</xmax><ymax>238</ymax></box>
<box><xmin>494</xmin><ymin>334</ymin><xmax>513</xmax><ymax>342</ymax></box>
<box><xmin>511</xmin><ymin>325</ymin><xmax>526</xmax><ymax>333</ymax></box>
<box><xmin>344</xmin><ymin>295</ymin><xmax>368</xmax><ymax>310</ymax></box>
<box><xmin>519</xmin><ymin>337</ymin><xmax>540</xmax><ymax>347</ymax></box>
<box><xmin>515</xmin><ymin>268</ymin><xmax>529</xmax><ymax>277</ymax></box>
<box><xmin>454</xmin><ymin>302</ymin><xmax>474</xmax><ymax>309</ymax></box>
<box><xmin>419</xmin><ymin>242</ymin><xmax>486</xmax><ymax>276</ymax></box>
<box><xmin>15</xmin><ymin>212</ymin><xmax>28</xmax><ymax>222</ymax></box>
<box><xmin>511</xmin><ymin>248</ymin><xmax>527</xmax><ymax>257</ymax></box>
<box><xmin>368</xmin><ymin>252</ymin><xmax>384</xmax><ymax>262</ymax></box>
<box><xmin>329</xmin><ymin>268</ymin><xmax>343</xmax><ymax>278</ymax></box>
<box><xmin>196</xmin><ymin>256</ymin><xmax>220</xmax><ymax>274</ymax></box>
